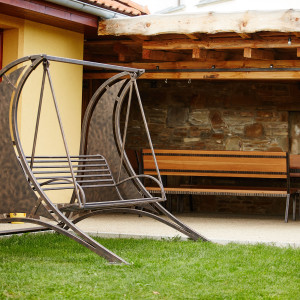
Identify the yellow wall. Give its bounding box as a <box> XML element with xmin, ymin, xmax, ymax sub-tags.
<box><xmin>0</xmin><ymin>15</ymin><xmax>84</xmax><ymax>203</ymax></box>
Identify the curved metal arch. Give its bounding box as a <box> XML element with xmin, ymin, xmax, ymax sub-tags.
<box><xmin>7</xmin><ymin>56</ymin><xmax>130</xmax><ymax>264</ymax></box>
<box><xmin>80</xmin><ymin>71</ymin><xmax>133</xmax><ymax>154</ymax></box>
<box><xmin>67</xmin><ymin>208</ymin><xmax>208</xmax><ymax>241</ymax></box>
<box><xmin>0</xmin><ymin>55</ymin><xmax>39</xmax><ymax>78</ymax></box>
<box><xmin>114</xmin><ymin>78</ymin><xmax>159</xmax><ymax>199</ymax></box>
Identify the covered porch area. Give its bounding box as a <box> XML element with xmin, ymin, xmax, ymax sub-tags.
<box><xmin>82</xmin><ymin>9</ymin><xmax>300</xmax><ymax>219</ymax></box>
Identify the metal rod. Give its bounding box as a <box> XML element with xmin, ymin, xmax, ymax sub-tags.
<box><xmin>45</xmin><ymin>55</ymin><xmax>144</xmax><ymax>75</ymax></box>
<box><xmin>27</xmin><ymin>159</ymin><xmax>105</xmax><ymax>163</ymax></box>
<box><xmin>45</xmin><ymin>65</ymin><xmax>83</xmax><ymax>206</ymax></box>
<box><xmin>30</xmin><ymin>63</ymin><xmax>47</xmax><ymax>169</ymax></box>
<box><xmin>36</xmin><ymin>174</ymin><xmax>112</xmax><ymax>179</ymax></box>
<box><xmin>33</xmin><ymin>169</ymin><xmax>107</xmax><ymax>174</ymax></box>
<box><xmin>26</xmin><ymin>154</ymin><xmax>103</xmax><ymax>158</ymax></box>
<box><xmin>43</xmin><ymin>184</ymin><xmax>116</xmax><ymax>191</ymax></box>
<box><xmin>133</xmin><ymin>80</ymin><xmax>164</xmax><ymax>187</ymax></box>
<box><xmin>117</xmin><ymin>81</ymin><xmax>133</xmax><ymax>182</ymax></box>
<box><xmin>30</xmin><ymin>164</ymin><xmax>109</xmax><ymax>168</ymax></box>
<box><xmin>42</xmin><ymin>179</ymin><xmax>114</xmax><ymax>185</ymax></box>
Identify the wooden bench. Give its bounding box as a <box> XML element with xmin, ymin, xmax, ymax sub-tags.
<box><xmin>142</xmin><ymin>149</ymin><xmax>295</xmax><ymax>222</ymax></box>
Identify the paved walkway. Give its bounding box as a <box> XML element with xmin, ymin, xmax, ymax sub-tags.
<box><xmin>1</xmin><ymin>213</ymin><xmax>300</xmax><ymax>248</ymax></box>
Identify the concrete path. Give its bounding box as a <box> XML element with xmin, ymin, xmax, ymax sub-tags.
<box><xmin>1</xmin><ymin>213</ymin><xmax>299</xmax><ymax>248</ymax></box>
<box><xmin>75</xmin><ymin>213</ymin><xmax>300</xmax><ymax>247</ymax></box>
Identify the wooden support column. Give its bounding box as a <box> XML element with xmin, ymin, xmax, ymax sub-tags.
<box><xmin>192</xmin><ymin>48</ymin><xmax>227</xmax><ymax>61</ymax></box>
<box><xmin>244</xmin><ymin>48</ymin><xmax>274</xmax><ymax>60</ymax></box>
<box><xmin>113</xmin><ymin>43</ymin><xmax>139</xmax><ymax>62</ymax></box>
<box><xmin>192</xmin><ymin>48</ymin><xmax>207</xmax><ymax>60</ymax></box>
<box><xmin>297</xmin><ymin>48</ymin><xmax>300</xmax><ymax>58</ymax></box>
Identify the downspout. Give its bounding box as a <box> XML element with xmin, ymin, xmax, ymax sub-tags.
<box><xmin>45</xmin><ymin>0</ymin><xmax>129</xmax><ymax>19</ymax></box>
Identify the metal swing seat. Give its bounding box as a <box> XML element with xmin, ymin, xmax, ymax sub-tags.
<box><xmin>0</xmin><ymin>55</ymin><xmax>206</xmax><ymax>264</ymax></box>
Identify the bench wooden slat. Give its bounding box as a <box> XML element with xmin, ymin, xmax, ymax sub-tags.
<box><xmin>143</xmin><ymin>150</ymin><xmax>287</xmax><ymax>179</ymax></box>
<box><xmin>143</xmin><ymin>149</ymin><xmax>286</xmax><ymax>157</ymax></box>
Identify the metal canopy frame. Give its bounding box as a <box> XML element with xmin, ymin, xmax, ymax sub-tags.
<box><xmin>0</xmin><ymin>55</ymin><xmax>206</xmax><ymax>264</ymax></box>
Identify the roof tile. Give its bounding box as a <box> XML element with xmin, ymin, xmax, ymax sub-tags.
<box><xmin>85</xmin><ymin>0</ymin><xmax>149</xmax><ymax>16</ymax></box>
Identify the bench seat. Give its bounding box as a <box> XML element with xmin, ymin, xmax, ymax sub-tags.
<box><xmin>146</xmin><ymin>186</ymin><xmax>289</xmax><ymax>197</ymax></box>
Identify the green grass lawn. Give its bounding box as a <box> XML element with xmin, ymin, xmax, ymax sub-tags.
<box><xmin>0</xmin><ymin>233</ymin><xmax>299</xmax><ymax>299</ymax></box>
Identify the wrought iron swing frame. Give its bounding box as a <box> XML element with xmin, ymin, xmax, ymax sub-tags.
<box><xmin>0</xmin><ymin>54</ymin><xmax>206</xmax><ymax>264</ymax></box>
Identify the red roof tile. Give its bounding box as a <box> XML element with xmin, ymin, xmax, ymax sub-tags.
<box><xmin>85</xmin><ymin>0</ymin><xmax>149</xmax><ymax>16</ymax></box>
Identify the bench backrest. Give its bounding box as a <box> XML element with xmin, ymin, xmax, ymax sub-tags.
<box><xmin>142</xmin><ymin>149</ymin><xmax>288</xmax><ymax>179</ymax></box>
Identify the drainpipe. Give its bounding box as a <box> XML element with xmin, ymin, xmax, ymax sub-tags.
<box><xmin>45</xmin><ymin>0</ymin><xmax>129</xmax><ymax>19</ymax></box>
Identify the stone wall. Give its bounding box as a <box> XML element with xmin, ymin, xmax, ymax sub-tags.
<box><xmin>84</xmin><ymin>79</ymin><xmax>300</xmax><ymax>216</ymax></box>
<box><xmin>124</xmin><ymin>80</ymin><xmax>300</xmax><ymax>152</ymax></box>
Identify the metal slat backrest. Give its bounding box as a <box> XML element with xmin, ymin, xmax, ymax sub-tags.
<box><xmin>27</xmin><ymin>154</ymin><xmax>116</xmax><ymax>191</ymax></box>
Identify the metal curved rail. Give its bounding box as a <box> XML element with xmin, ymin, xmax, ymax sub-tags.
<box><xmin>67</xmin><ymin>208</ymin><xmax>209</xmax><ymax>241</ymax></box>
<box><xmin>0</xmin><ymin>217</ymin><xmax>129</xmax><ymax>264</ymax></box>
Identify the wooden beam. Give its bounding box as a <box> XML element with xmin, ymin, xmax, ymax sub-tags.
<box><xmin>142</xmin><ymin>49</ymin><xmax>189</xmax><ymax>61</ymax></box>
<box><xmin>84</xmin><ymin>71</ymin><xmax>300</xmax><ymax>80</ymax></box>
<box><xmin>238</xmin><ymin>33</ymin><xmax>252</xmax><ymax>39</ymax></box>
<box><xmin>186</xmin><ymin>34</ymin><xmax>203</xmax><ymax>40</ymax></box>
<box><xmin>129</xmin><ymin>35</ymin><xmax>150</xmax><ymax>42</ymax></box>
<box><xmin>143</xmin><ymin>38</ymin><xmax>300</xmax><ymax>50</ymax></box>
<box><xmin>244</xmin><ymin>48</ymin><xmax>274</xmax><ymax>60</ymax></box>
<box><xmin>297</xmin><ymin>48</ymin><xmax>300</xmax><ymax>58</ymax></box>
<box><xmin>85</xmin><ymin>40</ymin><xmax>138</xmax><ymax>47</ymax></box>
<box><xmin>87</xmin><ymin>60</ymin><xmax>300</xmax><ymax>70</ymax></box>
<box><xmin>98</xmin><ymin>10</ymin><xmax>300</xmax><ymax>37</ymax></box>
<box><xmin>83</xmin><ymin>59</ymin><xmax>300</xmax><ymax>80</ymax></box>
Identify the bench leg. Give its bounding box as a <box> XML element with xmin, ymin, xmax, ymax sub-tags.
<box><xmin>293</xmin><ymin>194</ymin><xmax>296</xmax><ymax>221</ymax></box>
<box><xmin>177</xmin><ymin>195</ymin><xmax>181</xmax><ymax>213</ymax></box>
<box><xmin>189</xmin><ymin>195</ymin><xmax>193</xmax><ymax>212</ymax></box>
<box><xmin>285</xmin><ymin>194</ymin><xmax>290</xmax><ymax>223</ymax></box>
